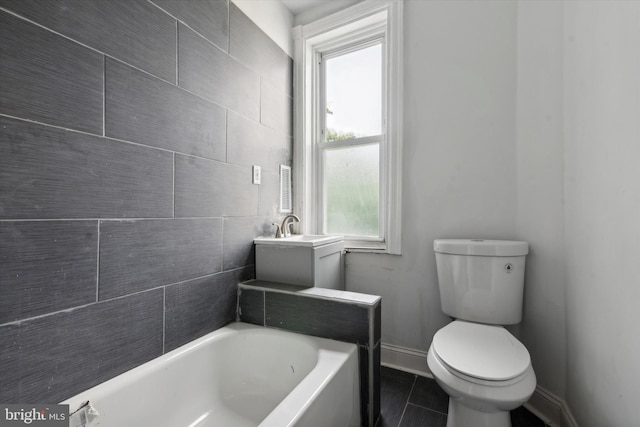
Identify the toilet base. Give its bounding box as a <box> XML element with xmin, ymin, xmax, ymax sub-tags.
<box><xmin>446</xmin><ymin>399</ymin><xmax>511</xmax><ymax>427</ymax></box>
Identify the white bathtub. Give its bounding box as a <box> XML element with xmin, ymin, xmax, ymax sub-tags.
<box><xmin>62</xmin><ymin>322</ymin><xmax>360</xmax><ymax>427</ymax></box>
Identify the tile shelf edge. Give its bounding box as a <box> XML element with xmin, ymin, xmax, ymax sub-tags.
<box><xmin>239</xmin><ymin>279</ymin><xmax>381</xmax><ymax>306</ymax></box>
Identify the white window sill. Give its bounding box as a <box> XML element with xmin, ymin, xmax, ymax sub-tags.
<box><xmin>344</xmin><ymin>240</ymin><xmax>389</xmax><ymax>254</ymax></box>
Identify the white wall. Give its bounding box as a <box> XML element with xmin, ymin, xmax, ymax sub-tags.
<box><xmin>563</xmin><ymin>2</ymin><xmax>640</xmax><ymax>425</ymax></box>
<box><xmin>347</xmin><ymin>0</ymin><xmax>518</xmax><ymax>354</ymax></box>
<box><xmin>291</xmin><ymin>0</ymin><xmax>362</xmax><ymax>27</ymax></box>
<box><xmin>515</xmin><ymin>0</ymin><xmax>566</xmax><ymax>399</ymax></box>
<box><xmin>232</xmin><ymin>0</ymin><xmax>294</xmax><ymax>55</ymax></box>
<box><xmin>301</xmin><ymin>0</ymin><xmax>640</xmax><ymax>423</ymax></box>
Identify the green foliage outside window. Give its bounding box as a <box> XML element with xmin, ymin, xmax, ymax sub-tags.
<box><xmin>325</xmin><ymin>127</ymin><xmax>356</xmax><ymax>142</ymax></box>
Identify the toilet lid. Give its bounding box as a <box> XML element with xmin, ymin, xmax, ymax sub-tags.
<box><xmin>432</xmin><ymin>321</ymin><xmax>530</xmax><ymax>381</ymax></box>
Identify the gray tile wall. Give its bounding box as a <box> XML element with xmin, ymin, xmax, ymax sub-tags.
<box><xmin>0</xmin><ymin>0</ymin><xmax>292</xmax><ymax>404</ymax></box>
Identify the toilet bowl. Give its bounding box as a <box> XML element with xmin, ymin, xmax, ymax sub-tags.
<box><xmin>427</xmin><ymin>321</ymin><xmax>536</xmax><ymax>427</ymax></box>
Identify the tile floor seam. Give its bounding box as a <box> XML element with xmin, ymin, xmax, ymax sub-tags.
<box><xmin>395</xmin><ymin>375</ymin><xmax>418</xmax><ymax>427</ymax></box>
<box><xmin>405</xmin><ymin>402</ymin><xmax>448</xmax><ymax>417</ymax></box>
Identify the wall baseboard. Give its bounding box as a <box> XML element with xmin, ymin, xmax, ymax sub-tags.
<box><xmin>560</xmin><ymin>400</ymin><xmax>579</xmax><ymax>427</ymax></box>
<box><xmin>525</xmin><ymin>385</ymin><xmax>562</xmax><ymax>426</ymax></box>
<box><xmin>525</xmin><ymin>384</ymin><xmax>579</xmax><ymax>427</ymax></box>
<box><xmin>381</xmin><ymin>343</ymin><xmax>430</xmax><ymax>377</ymax></box>
<box><xmin>381</xmin><ymin>343</ymin><xmax>578</xmax><ymax>427</ymax></box>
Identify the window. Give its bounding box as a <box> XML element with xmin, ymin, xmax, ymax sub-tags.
<box><xmin>293</xmin><ymin>0</ymin><xmax>403</xmax><ymax>254</ymax></box>
<box><xmin>321</xmin><ymin>41</ymin><xmax>383</xmax><ymax>238</ymax></box>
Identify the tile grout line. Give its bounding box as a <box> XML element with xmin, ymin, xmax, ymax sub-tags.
<box><xmin>0</xmin><ymin>287</ymin><xmax>163</xmax><ymax>328</ymax></box>
<box><xmin>0</xmin><ymin>7</ymin><xmax>292</xmax><ymax>129</ymax></box>
<box><xmin>0</xmin><ymin>267</ymin><xmax>249</xmax><ymax>328</ymax></box>
<box><xmin>172</xmin><ymin>152</ymin><xmax>176</xmax><ymax>218</ymax></box>
<box><xmin>102</xmin><ymin>55</ymin><xmax>106</xmax><ymax>137</ymax></box>
<box><xmin>0</xmin><ymin>111</ymin><xmax>286</xmax><ymax>173</ymax></box>
<box><xmin>162</xmin><ymin>286</ymin><xmax>166</xmax><ymax>354</ymax></box>
<box><xmin>175</xmin><ymin>18</ymin><xmax>179</xmax><ymax>86</ymax></box>
<box><xmin>225</xmin><ymin>108</ymin><xmax>229</xmax><ymax>163</ymax></box>
<box><xmin>148</xmin><ymin>0</ymin><xmax>230</xmax><ymax>60</ymax></box>
<box><xmin>405</xmin><ymin>402</ymin><xmax>448</xmax><ymax>417</ymax></box>
<box><xmin>96</xmin><ymin>220</ymin><xmax>101</xmax><ymax>302</ymax></box>
<box><xmin>396</xmin><ymin>375</ymin><xmax>418</xmax><ymax>427</ymax></box>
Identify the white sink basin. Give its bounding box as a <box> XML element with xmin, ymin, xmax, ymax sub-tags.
<box><xmin>254</xmin><ymin>235</ymin><xmax>343</xmax><ymax>247</ymax></box>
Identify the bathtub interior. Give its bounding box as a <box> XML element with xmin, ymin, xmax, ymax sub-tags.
<box><xmin>62</xmin><ymin>322</ymin><xmax>359</xmax><ymax>427</ymax></box>
<box><xmin>260</xmin><ymin>348</ymin><xmax>361</xmax><ymax>427</ymax></box>
<box><xmin>213</xmin><ymin>328</ymin><xmax>319</xmax><ymax>423</ymax></box>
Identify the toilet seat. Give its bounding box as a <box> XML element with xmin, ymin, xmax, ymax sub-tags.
<box><xmin>432</xmin><ymin>321</ymin><xmax>530</xmax><ymax>382</ymax></box>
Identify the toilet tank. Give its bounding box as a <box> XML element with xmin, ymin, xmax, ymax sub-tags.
<box><xmin>433</xmin><ymin>239</ymin><xmax>529</xmax><ymax>325</ymax></box>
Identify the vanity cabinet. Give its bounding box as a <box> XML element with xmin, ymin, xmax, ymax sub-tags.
<box><xmin>255</xmin><ymin>239</ymin><xmax>344</xmax><ymax>289</ymax></box>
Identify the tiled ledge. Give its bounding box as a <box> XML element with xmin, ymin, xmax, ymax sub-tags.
<box><xmin>238</xmin><ymin>279</ymin><xmax>381</xmax><ymax>427</ymax></box>
<box><xmin>240</xmin><ymin>279</ymin><xmax>380</xmax><ymax>304</ymax></box>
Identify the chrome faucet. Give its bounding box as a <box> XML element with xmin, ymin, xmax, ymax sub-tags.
<box><xmin>279</xmin><ymin>214</ymin><xmax>300</xmax><ymax>238</ymax></box>
<box><xmin>272</xmin><ymin>223</ymin><xmax>283</xmax><ymax>238</ymax></box>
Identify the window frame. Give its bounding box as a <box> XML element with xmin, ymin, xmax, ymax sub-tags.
<box><xmin>293</xmin><ymin>0</ymin><xmax>403</xmax><ymax>254</ymax></box>
<box><xmin>318</xmin><ymin>37</ymin><xmax>385</xmax><ymax>241</ymax></box>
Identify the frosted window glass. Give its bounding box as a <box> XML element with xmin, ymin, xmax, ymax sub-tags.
<box><xmin>324</xmin><ymin>143</ymin><xmax>379</xmax><ymax>236</ymax></box>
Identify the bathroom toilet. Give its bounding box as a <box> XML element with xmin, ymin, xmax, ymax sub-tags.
<box><xmin>427</xmin><ymin>239</ymin><xmax>536</xmax><ymax>427</ymax></box>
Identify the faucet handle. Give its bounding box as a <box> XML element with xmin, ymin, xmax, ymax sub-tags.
<box><xmin>272</xmin><ymin>223</ymin><xmax>283</xmax><ymax>238</ymax></box>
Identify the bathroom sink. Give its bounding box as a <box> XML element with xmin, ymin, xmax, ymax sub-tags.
<box><xmin>254</xmin><ymin>235</ymin><xmax>344</xmax><ymax>289</ymax></box>
<box><xmin>254</xmin><ymin>235</ymin><xmax>343</xmax><ymax>247</ymax></box>
<box><xmin>253</xmin><ymin>234</ymin><xmax>344</xmax><ymax>289</ymax></box>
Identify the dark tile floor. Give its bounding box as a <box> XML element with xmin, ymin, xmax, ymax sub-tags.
<box><xmin>379</xmin><ymin>366</ymin><xmax>549</xmax><ymax>427</ymax></box>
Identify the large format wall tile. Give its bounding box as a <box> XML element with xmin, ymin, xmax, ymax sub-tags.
<box><xmin>0</xmin><ymin>221</ymin><xmax>98</xmax><ymax>324</ymax></box>
<box><xmin>359</xmin><ymin>345</ymin><xmax>371</xmax><ymax>427</ymax></box>
<box><xmin>178</xmin><ymin>24</ymin><xmax>260</xmax><ymax>120</ymax></box>
<box><xmin>0</xmin><ymin>289</ymin><xmax>164</xmax><ymax>403</ymax></box>
<box><xmin>238</xmin><ymin>288</ymin><xmax>264</xmax><ymax>326</ymax></box>
<box><xmin>1</xmin><ymin>0</ymin><xmax>176</xmax><ymax>82</ymax></box>
<box><xmin>98</xmin><ymin>219</ymin><xmax>223</xmax><ymax>299</ymax></box>
<box><xmin>0</xmin><ymin>11</ymin><xmax>103</xmax><ymax>134</ymax></box>
<box><xmin>258</xmin><ymin>171</ymin><xmax>282</xmax><ymax>218</ymax></box>
<box><xmin>229</xmin><ymin>3</ymin><xmax>292</xmax><ymax>96</ymax></box>
<box><xmin>177</xmin><ymin>24</ymin><xmax>227</xmax><ymax>106</ymax></box>
<box><xmin>0</xmin><ymin>0</ymin><xmax>293</xmax><ymax>404</ymax></box>
<box><xmin>265</xmin><ymin>292</ymin><xmax>370</xmax><ymax>344</ymax></box>
<box><xmin>174</xmin><ymin>154</ymin><xmax>225</xmax><ymax>217</ymax></box>
<box><xmin>373</xmin><ymin>344</ymin><xmax>381</xmax><ymax>424</ymax></box>
<box><xmin>226</xmin><ymin>110</ymin><xmax>291</xmax><ymax>171</ymax></box>
<box><xmin>165</xmin><ymin>269</ymin><xmax>247</xmax><ymax>352</ymax></box>
<box><xmin>151</xmin><ymin>0</ymin><xmax>229</xmax><ymax>52</ymax></box>
<box><xmin>375</xmin><ymin>303</ymin><xmax>382</xmax><ymax>343</ymax></box>
<box><xmin>223</xmin><ymin>163</ymin><xmax>260</xmax><ymax>217</ymax></box>
<box><xmin>261</xmin><ymin>79</ymin><xmax>293</xmax><ymax>136</ymax></box>
<box><xmin>174</xmin><ymin>155</ymin><xmax>258</xmax><ymax>218</ymax></box>
<box><xmin>105</xmin><ymin>58</ymin><xmax>226</xmax><ymax>160</ymax></box>
<box><xmin>0</xmin><ymin>117</ymin><xmax>174</xmax><ymax>219</ymax></box>
<box><xmin>223</xmin><ymin>217</ymin><xmax>260</xmax><ymax>270</ymax></box>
